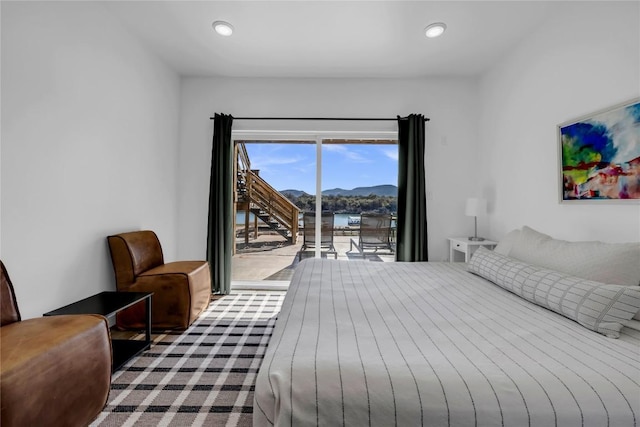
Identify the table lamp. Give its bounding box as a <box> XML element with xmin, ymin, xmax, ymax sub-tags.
<box><xmin>465</xmin><ymin>198</ymin><xmax>486</xmax><ymax>241</ymax></box>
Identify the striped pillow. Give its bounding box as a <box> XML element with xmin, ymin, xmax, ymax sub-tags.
<box><xmin>468</xmin><ymin>247</ymin><xmax>640</xmax><ymax>338</ymax></box>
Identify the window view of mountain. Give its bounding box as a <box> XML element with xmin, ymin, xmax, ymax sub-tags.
<box><xmin>281</xmin><ymin>185</ymin><xmax>397</xmax><ymax>214</ymax></box>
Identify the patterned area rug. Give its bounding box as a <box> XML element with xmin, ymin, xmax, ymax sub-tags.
<box><xmin>91</xmin><ymin>292</ymin><xmax>286</xmax><ymax>427</ymax></box>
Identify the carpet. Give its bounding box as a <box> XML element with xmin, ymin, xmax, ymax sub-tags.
<box><xmin>91</xmin><ymin>291</ymin><xmax>286</xmax><ymax>427</ymax></box>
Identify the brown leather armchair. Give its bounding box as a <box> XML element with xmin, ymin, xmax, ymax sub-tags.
<box><xmin>0</xmin><ymin>261</ymin><xmax>112</xmax><ymax>427</ymax></box>
<box><xmin>107</xmin><ymin>230</ymin><xmax>211</xmax><ymax>330</ymax></box>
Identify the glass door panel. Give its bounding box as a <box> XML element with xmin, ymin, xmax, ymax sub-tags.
<box><xmin>232</xmin><ymin>141</ymin><xmax>315</xmax><ymax>282</ymax></box>
<box><xmin>321</xmin><ymin>141</ymin><xmax>398</xmax><ymax>259</ymax></box>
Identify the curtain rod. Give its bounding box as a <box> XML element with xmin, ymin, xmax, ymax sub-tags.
<box><xmin>209</xmin><ymin>116</ymin><xmax>430</xmax><ymax>121</ymax></box>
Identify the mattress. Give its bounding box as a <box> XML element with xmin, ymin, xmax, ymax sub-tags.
<box><xmin>254</xmin><ymin>259</ymin><xmax>640</xmax><ymax>426</ymax></box>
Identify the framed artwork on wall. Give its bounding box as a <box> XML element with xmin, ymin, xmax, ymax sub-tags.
<box><xmin>559</xmin><ymin>98</ymin><xmax>640</xmax><ymax>202</ymax></box>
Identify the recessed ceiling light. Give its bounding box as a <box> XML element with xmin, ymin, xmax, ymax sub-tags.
<box><xmin>212</xmin><ymin>21</ymin><xmax>234</xmax><ymax>36</ymax></box>
<box><xmin>425</xmin><ymin>22</ymin><xmax>447</xmax><ymax>38</ymax></box>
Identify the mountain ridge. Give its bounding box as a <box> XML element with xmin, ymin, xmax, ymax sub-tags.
<box><xmin>281</xmin><ymin>184</ymin><xmax>397</xmax><ymax>197</ymax></box>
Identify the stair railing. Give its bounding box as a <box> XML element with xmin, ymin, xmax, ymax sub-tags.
<box><xmin>236</xmin><ymin>142</ymin><xmax>299</xmax><ymax>244</ymax></box>
<box><xmin>248</xmin><ymin>172</ymin><xmax>299</xmax><ymax>242</ymax></box>
<box><xmin>237</xmin><ymin>143</ymin><xmax>251</xmax><ymax>204</ymax></box>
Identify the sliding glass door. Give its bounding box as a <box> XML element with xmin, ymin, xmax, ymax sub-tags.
<box><xmin>231</xmin><ymin>131</ymin><xmax>397</xmax><ymax>284</ymax></box>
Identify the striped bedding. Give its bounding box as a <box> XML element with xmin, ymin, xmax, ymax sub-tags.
<box><xmin>254</xmin><ymin>259</ymin><xmax>640</xmax><ymax>427</ymax></box>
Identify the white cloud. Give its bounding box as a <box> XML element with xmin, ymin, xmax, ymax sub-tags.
<box><xmin>380</xmin><ymin>147</ymin><xmax>398</xmax><ymax>161</ymax></box>
<box><xmin>323</xmin><ymin>145</ymin><xmax>370</xmax><ymax>163</ymax></box>
<box><xmin>322</xmin><ymin>145</ymin><xmax>347</xmax><ymax>153</ymax></box>
<box><xmin>251</xmin><ymin>155</ymin><xmax>302</xmax><ymax>168</ymax></box>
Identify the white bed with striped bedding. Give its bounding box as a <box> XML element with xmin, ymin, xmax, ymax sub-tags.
<box><xmin>254</xmin><ymin>258</ymin><xmax>640</xmax><ymax>427</ymax></box>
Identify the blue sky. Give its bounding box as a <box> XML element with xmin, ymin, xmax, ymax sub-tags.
<box><xmin>245</xmin><ymin>143</ymin><xmax>398</xmax><ymax>194</ymax></box>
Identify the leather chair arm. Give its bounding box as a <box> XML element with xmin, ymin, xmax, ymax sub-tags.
<box><xmin>1</xmin><ymin>314</ymin><xmax>112</xmax><ymax>426</ymax></box>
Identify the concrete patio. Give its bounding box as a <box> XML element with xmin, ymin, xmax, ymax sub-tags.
<box><xmin>232</xmin><ymin>233</ymin><xmax>395</xmax><ymax>285</ymax></box>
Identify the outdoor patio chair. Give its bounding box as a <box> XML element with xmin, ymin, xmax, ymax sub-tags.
<box><xmin>349</xmin><ymin>213</ymin><xmax>395</xmax><ymax>255</ymax></box>
<box><xmin>299</xmin><ymin>212</ymin><xmax>337</xmax><ymax>260</ymax></box>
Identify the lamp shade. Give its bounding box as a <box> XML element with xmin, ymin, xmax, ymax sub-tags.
<box><xmin>465</xmin><ymin>198</ymin><xmax>487</xmax><ymax>217</ymax></box>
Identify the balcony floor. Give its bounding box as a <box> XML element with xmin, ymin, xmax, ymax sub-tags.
<box><xmin>232</xmin><ymin>233</ymin><xmax>394</xmax><ymax>283</ymax></box>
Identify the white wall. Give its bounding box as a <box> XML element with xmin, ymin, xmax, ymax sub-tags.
<box><xmin>177</xmin><ymin>77</ymin><xmax>480</xmax><ymax>262</ymax></box>
<box><xmin>479</xmin><ymin>1</ymin><xmax>640</xmax><ymax>243</ymax></box>
<box><xmin>1</xmin><ymin>2</ymin><xmax>181</xmax><ymax>318</ymax></box>
<box><xmin>8</xmin><ymin>2</ymin><xmax>630</xmax><ymax>319</ymax></box>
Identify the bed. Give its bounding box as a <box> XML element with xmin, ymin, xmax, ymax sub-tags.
<box><xmin>254</xmin><ymin>228</ymin><xmax>640</xmax><ymax>427</ymax></box>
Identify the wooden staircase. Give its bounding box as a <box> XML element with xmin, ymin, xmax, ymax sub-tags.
<box><xmin>235</xmin><ymin>143</ymin><xmax>299</xmax><ymax>245</ymax></box>
<box><xmin>249</xmin><ymin>207</ymin><xmax>293</xmax><ymax>240</ymax></box>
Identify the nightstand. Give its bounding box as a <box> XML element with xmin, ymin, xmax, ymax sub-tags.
<box><xmin>448</xmin><ymin>237</ymin><xmax>497</xmax><ymax>263</ymax></box>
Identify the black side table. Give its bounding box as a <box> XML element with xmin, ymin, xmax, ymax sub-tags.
<box><xmin>44</xmin><ymin>291</ymin><xmax>153</xmax><ymax>372</ymax></box>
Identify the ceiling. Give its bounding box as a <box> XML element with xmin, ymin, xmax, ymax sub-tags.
<box><xmin>104</xmin><ymin>1</ymin><xmax>557</xmax><ymax>79</ymax></box>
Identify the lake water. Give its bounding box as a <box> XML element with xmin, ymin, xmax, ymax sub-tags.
<box><xmin>236</xmin><ymin>213</ymin><xmax>392</xmax><ymax>227</ymax></box>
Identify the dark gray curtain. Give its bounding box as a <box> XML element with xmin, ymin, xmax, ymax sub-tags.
<box><xmin>396</xmin><ymin>114</ymin><xmax>428</xmax><ymax>262</ymax></box>
<box><xmin>206</xmin><ymin>113</ymin><xmax>234</xmax><ymax>293</ymax></box>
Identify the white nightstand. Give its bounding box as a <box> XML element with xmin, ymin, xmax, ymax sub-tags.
<box><xmin>448</xmin><ymin>237</ymin><xmax>497</xmax><ymax>263</ymax></box>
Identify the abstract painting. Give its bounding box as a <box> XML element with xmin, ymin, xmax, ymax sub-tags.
<box><xmin>559</xmin><ymin>98</ymin><xmax>640</xmax><ymax>201</ymax></box>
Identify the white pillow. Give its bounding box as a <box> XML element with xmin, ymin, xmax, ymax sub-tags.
<box><xmin>506</xmin><ymin>226</ymin><xmax>640</xmax><ymax>288</ymax></box>
<box><xmin>502</xmin><ymin>226</ymin><xmax>640</xmax><ymax>320</ymax></box>
<box><xmin>468</xmin><ymin>247</ymin><xmax>640</xmax><ymax>338</ymax></box>
<box><xmin>625</xmin><ymin>319</ymin><xmax>640</xmax><ymax>331</ymax></box>
<box><xmin>493</xmin><ymin>229</ymin><xmax>521</xmax><ymax>256</ymax></box>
